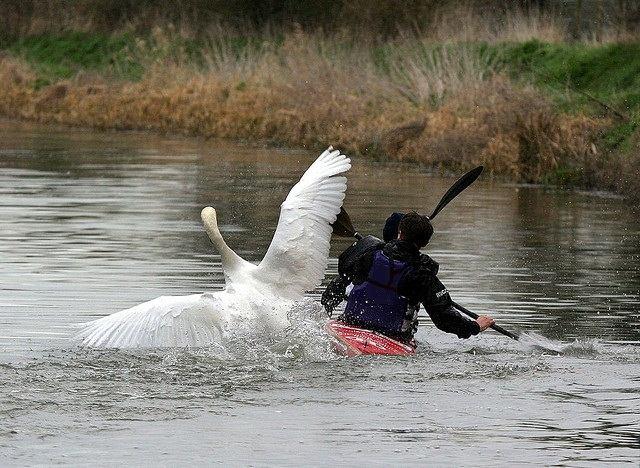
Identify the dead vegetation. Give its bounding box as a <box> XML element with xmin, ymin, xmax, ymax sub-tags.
<box><xmin>0</xmin><ymin>2</ymin><xmax>635</xmax><ymax>196</ymax></box>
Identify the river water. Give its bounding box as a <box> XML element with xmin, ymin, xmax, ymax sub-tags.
<box><xmin>0</xmin><ymin>119</ymin><xmax>638</xmax><ymax>466</ymax></box>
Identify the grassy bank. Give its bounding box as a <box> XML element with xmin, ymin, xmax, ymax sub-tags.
<box><xmin>1</xmin><ymin>22</ymin><xmax>639</xmax><ymax>199</ymax></box>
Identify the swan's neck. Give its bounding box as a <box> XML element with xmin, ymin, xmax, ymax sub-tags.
<box><xmin>201</xmin><ymin>207</ymin><xmax>245</xmax><ymax>276</ymax></box>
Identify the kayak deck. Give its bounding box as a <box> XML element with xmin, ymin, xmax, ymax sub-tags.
<box><xmin>326</xmin><ymin>320</ymin><xmax>416</xmax><ymax>357</ymax></box>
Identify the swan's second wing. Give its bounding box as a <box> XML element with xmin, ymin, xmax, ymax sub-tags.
<box><xmin>77</xmin><ymin>293</ymin><xmax>227</xmax><ymax>348</ymax></box>
<box><xmin>256</xmin><ymin>147</ymin><xmax>351</xmax><ymax>299</ymax></box>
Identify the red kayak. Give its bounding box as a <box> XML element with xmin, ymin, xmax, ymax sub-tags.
<box><xmin>326</xmin><ymin>320</ymin><xmax>416</xmax><ymax>357</ymax></box>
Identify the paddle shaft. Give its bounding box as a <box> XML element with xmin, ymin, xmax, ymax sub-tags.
<box><xmin>452</xmin><ymin>301</ymin><xmax>519</xmax><ymax>340</ymax></box>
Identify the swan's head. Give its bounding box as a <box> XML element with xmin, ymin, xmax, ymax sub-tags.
<box><xmin>200</xmin><ymin>206</ymin><xmax>247</xmax><ymax>277</ymax></box>
<box><xmin>201</xmin><ymin>206</ymin><xmax>217</xmax><ymax>224</ymax></box>
<box><xmin>201</xmin><ymin>206</ymin><xmax>221</xmax><ymax>241</ymax></box>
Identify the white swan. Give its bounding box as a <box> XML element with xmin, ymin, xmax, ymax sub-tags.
<box><xmin>78</xmin><ymin>147</ymin><xmax>351</xmax><ymax>348</ymax></box>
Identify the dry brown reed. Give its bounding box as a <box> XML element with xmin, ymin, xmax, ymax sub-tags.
<box><xmin>0</xmin><ymin>25</ymin><xmax>610</xmax><ymax>191</ymax></box>
<box><xmin>419</xmin><ymin>4</ymin><xmax>568</xmax><ymax>43</ymax></box>
<box><xmin>602</xmin><ymin>129</ymin><xmax>640</xmax><ymax>200</ymax></box>
<box><xmin>1</xmin><ymin>1</ymin><xmax>631</xmax><ymax>195</ymax></box>
<box><xmin>390</xmin><ymin>77</ymin><xmax>607</xmax><ymax>181</ymax></box>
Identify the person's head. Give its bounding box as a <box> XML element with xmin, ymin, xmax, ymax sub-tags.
<box><xmin>397</xmin><ymin>211</ymin><xmax>433</xmax><ymax>248</ymax></box>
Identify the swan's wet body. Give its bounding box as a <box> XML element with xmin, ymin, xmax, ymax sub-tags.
<box><xmin>1</xmin><ymin>121</ymin><xmax>639</xmax><ymax>465</ymax></box>
<box><xmin>76</xmin><ymin>147</ymin><xmax>351</xmax><ymax>348</ymax></box>
<box><xmin>80</xmin><ymin>290</ymin><xmax>301</xmax><ymax>348</ymax></box>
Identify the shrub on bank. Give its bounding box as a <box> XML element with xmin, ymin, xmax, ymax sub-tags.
<box><xmin>0</xmin><ymin>20</ymin><xmax>638</xmax><ymax>199</ymax></box>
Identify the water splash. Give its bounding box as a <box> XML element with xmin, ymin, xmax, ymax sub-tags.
<box><xmin>189</xmin><ymin>298</ymin><xmax>339</xmax><ymax>364</ymax></box>
<box><xmin>72</xmin><ymin>297</ymin><xmax>338</xmax><ymax>364</ymax></box>
<box><xmin>518</xmin><ymin>332</ymin><xmax>604</xmax><ymax>356</ymax></box>
<box><xmin>518</xmin><ymin>332</ymin><xmax>566</xmax><ymax>354</ymax></box>
<box><xmin>557</xmin><ymin>338</ymin><xmax>603</xmax><ymax>357</ymax></box>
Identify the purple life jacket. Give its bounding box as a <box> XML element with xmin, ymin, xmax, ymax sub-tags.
<box><xmin>343</xmin><ymin>250</ymin><xmax>412</xmax><ymax>335</ymax></box>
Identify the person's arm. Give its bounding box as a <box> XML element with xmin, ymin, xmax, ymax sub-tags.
<box><xmin>349</xmin><ymin>249</ymin><xmax>375</xmax><ymax>284</ymax></box>
<box><xmin>337</xmin><ymin>237</ymin><xmax>379</xmax><ymax>284</ymax></box>
<box><xmin>425</xmin><ymin>301</ymin><xmax>481</xmax><ymax>339</ymax></box>
<box><xmin>418</xmin><ymin>253</ymin><xmax>439</xmax><ymax>275</ymax></box>
<box><xmin>322</xmin><ymin>239</ymin><xmax>379</xmax><ymax>314</ymax></box>
<box><xmin>423</xmin><ymin>278</ymin><xmax>480</xmax><ymax>339</ymax></box>
<box><xmin>400</xmin><ymin>267</ymin><xmax>491</xmax><ymax>339</ymax></box>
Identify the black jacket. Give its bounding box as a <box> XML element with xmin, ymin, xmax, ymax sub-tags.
<box><xmin>323</xmin><ymin>239</ymin><xmax>480</xmax><ymax>339</ymax></box>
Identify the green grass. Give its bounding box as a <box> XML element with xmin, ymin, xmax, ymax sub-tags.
<box><xmin>496</xmin><ymin>40</ymin><xmax>640</xmax><ymax>148</ymax></box>
<box><xmin>7</xmin><ymin>32</ymin><xmax>143</xmax><ymax>86</ymax></box>
<box><xmin>500</xmin><ymin>40</ymin><xmax>640</xmax><ymax>106</ymax></box>
<box><xmin>4</xmin><ymin>31</ymin><xmax>277</xmax><ymax>88</ymax></box>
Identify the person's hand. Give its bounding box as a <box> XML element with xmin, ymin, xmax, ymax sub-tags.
<box><xmin>476</xmin><ymin>315</ymin><xmax>495</xmax><ymax>332</ymax></box>
<box><xmin>321</xmin><ymin>277</ymin><xmax>348</xmax><ymax>314</ymax></box>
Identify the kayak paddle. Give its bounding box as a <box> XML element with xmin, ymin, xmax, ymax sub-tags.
<box><xmin>332</xmin><ymin>207</ymin><xmax>362</xmax><ymax>240</ymax></box>
<box><xmin>428</xmin><ymin>166</ymin><xmax>483</xmax><ymax>220</ymax></box>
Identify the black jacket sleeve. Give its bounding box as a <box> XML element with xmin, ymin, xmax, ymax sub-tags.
<box><xmin>348</xmin><ymin>249</ymin><xmax>375</xmax><ymax>284</ymax></box>
<box><xmin>323</xmin><ymin>238</ymin><xmax>381</xmax><ymax>314</ymax></box>
<box><xmin>338</xmin><ymin>246</ymin><xmax>377</xmax><ymax>284</ymax></box>
<box><xmin>426</xmin><ymin>303</ymin><xmax>481</xmax><ymax>339</ymax></box>
<box><xmin>399</xmin><ymin>264</ymin><xmax>480</xmax><ymax>339</ymax></box>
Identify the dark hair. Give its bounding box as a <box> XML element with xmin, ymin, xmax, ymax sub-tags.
<box><xmin>398</xmin><ymin>211</ymin><xmax>433</xmax><ymax>248</ymax></box>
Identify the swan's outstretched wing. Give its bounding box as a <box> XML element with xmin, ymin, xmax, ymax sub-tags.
<box><xmin>256</xmin><ymin>147</ymin><xmax>351</xmax><ymax>298</ymax></box>
<box><xmin>76</xmin><ymin>293</ymin><xmax>227</xmax><ymax>348</ymax></box>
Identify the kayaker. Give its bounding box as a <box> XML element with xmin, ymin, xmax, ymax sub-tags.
<box><xmin>321</xmin><ymin>211</ymin><xmax>495</xmax><ymax>343</ymax></box>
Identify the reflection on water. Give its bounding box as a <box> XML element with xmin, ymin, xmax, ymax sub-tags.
<box><xmin>0</xmin><ymin>119</ymin><xmax>638</xmax><ymax>465</ymax></box>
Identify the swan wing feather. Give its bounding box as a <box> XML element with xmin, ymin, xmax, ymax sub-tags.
<box><xmin>77</xmin><ymin>293</ymin><xmax>227</xmax><ymax>348</ymax></box>
<box><xmin>256</xmin><ymin>147</ymin><xmax>351</xmax><ymax>298</ymax></box>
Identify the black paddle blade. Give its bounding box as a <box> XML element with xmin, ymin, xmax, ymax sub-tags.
<box><xmin>429</xmin><ymin>166</ymin><xmax>483</xmax><ymax>220</ymax></box>
<box><xmin>331</xmin><ymin>207</ymin><xmax>358</xmax><ymax>238</ymax></box>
